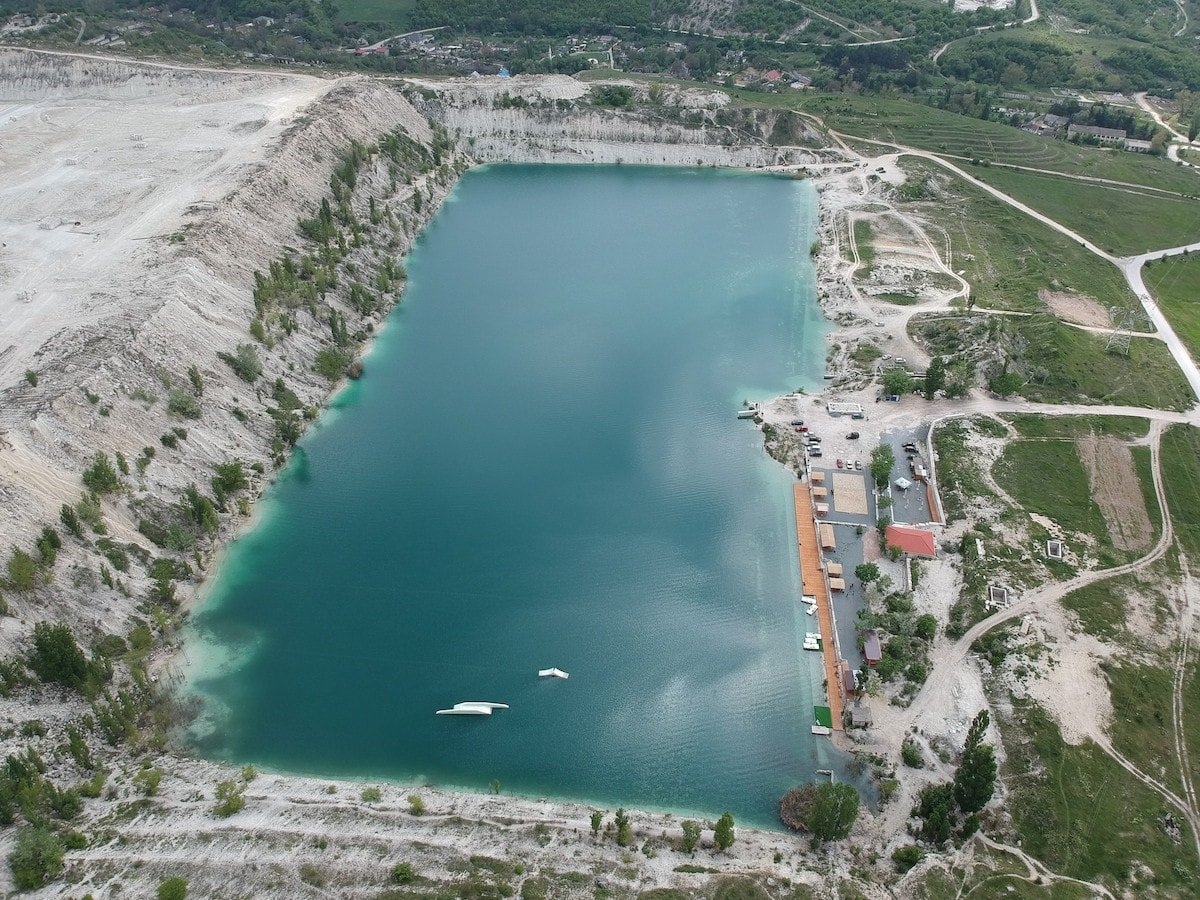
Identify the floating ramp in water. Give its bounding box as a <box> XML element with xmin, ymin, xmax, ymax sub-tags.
<box><xmin>538</xmin><ymin>667</ymin><xmax>569</xmax><ymax>679</ymax></box>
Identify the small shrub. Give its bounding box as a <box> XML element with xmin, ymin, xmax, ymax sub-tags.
<box><xmin>187</xmin><ymin>365</ymin><xmax>204</xmax><ymax>397</ymax></box>
<box><xmin>314</xmin><ymin>347</ymin><xmax>353</xmax><ymax>381</ymax></box>
<box><xmin>407</xmin><ymin>794</ymin><xmax>425</xmax><ymax>815</ymax></box>
<box><xmin>82</xmin><ymin>452</ymin><xmax>121</xmax><ymax>494</ymax></box>
<box><xmin>299</xmin><ymin>864</ymin><xmax>324</xmax><ymax>887</ymax></box>
<box><xmin>241</xmin><ymin>764</ymin><xmax>257</xmax><ymax>782</ymax></box>
<box><xmin>158</xmin><ymin>876</ymin><xmax>189</xmax><ymax>900</ymax></box>
<box><xmin>892</xmin><ymin>845</ymin><xmax>923</xmax><ymax>873</ymax></box>
<box><xmin>60</xmin><ymin>504</ymin><xmax>83</xmax><ymax>538</ymax></box>
<box><xmin>390</xmin><ymin>862</ymin><xmax>417</xmax><ymax>885</ymax></box>
<box><xmin>24</xmin><ymin>370</ymin><xmax>38</xmax><ymax>387</ymax></box>
<box><xmin>168</xmin><ymin>389</ymin><xmax>201</xmax><ymax>419</ymax></box>
<box><xmin>134</xmin><ymin>766</ymin><xmax>163</xmax><ymax>797</ymax></box>
<box><xmin>217</xmin><ymin>344</ymin><xmax>263</xmax><ymax>383</ymax></box>
<box><xmin>212</xmin><ymin>780</ymin><xmax>246</xmax><ymax>817</ymax></box>
<box><xmin>7</xmin><ymin>547</ymin><xmax>39</xmax><ymax>591</ymax></box>
<box><xmin>901</xmin><ymin>738</ymin><xmax>925</xmax><ymax>768</ymax></box>
<box><xmin>160</xmin><ymin>432</ymin><xmax>178</xmax><ymax>449</ymax></box>
<box><xmin>361</xmin><ymin>786</ymin><xmax>382</xmax><ymax>802</ymax></box>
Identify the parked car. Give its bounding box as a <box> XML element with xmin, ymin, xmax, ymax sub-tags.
<box><xmin>846</xmin><ymin>431</ymin><xmax>860</xmax><ymax>440</ymax></box>
<box><xmin>854</xmin><ymin>460</ymin><xmax>863</xmax><ymax>471</ymax></box>
<box><xmin>836</xmin><ymin>458</ymin><xmax>844</xmax><ymax>469</ymax></box>
<box><xmin>810</xmin><ymin>449</ymin><xmax>823</xmax><ymax>457</ymax></box>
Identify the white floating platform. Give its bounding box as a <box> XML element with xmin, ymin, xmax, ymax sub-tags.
<box><xmin>538</xmin><ymin>667</ymin><xmax>570</xmax><ymax>679</ymax></box>
<box><xmin>811</xmin><ymin>725</ymin><xmax>833</xmax><ymax>735</ymax></box>
<box><xmin>456</xmin><ymin>701</ymin><xmax>509</xmax><ymax>710</ymax></box>
<box><xmin>436</xmin><ymin>706</ymin><xmax>491</xmax><ymax>716</ymax></box>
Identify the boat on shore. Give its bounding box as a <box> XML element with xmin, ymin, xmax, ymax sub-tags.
<box><xmin>538</xmin><ymin>667</ymin><xmax>569</xmax><ymax>679</ymax></box>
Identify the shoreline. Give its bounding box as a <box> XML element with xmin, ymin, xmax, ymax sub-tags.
<box><xmin>170</xmin><ymin>160</ymin><xmax>848</xmax><ymax>832</ymax></box>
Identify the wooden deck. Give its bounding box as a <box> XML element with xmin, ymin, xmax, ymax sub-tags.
<box><xmin>793</xmin><ymin>482</ymin><xmax>844</xmax><ymax>731</ymax></box>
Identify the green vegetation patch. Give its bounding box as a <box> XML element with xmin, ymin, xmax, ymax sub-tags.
<box><xmin>1002</xmin><ymin>702</ymin><xmax>1197</xmax><ymax>890</ymax></box>
<box><xmin>1004</xmin><ymin>413</ymin><xmax>1149</xmax><ymax>440</ymax></box>
<box><xmin>993</xmin><ymin>439</ymin><xmax>1124</xmax><ymax>563</ymax></box>
<box><xmin>969</xmin><ymin>166</ymin><xmax>1200</xmax><ymax>257</ymax></box>
<box><xmin>852</xmin><ymin>218</ymin><xmax>875</xmax><ymax>272</ymax></box>
<box><xmin>896</xmin><ymin>159</ymin><xmax>1135</xmax><ymax>312</ymax></box>
<box><xmin>1107</xmin><ymin>658</ymin><xmax>1183</xmax><ymax>800</ymax></box>
<box><xmin>1061</xmin><ymin>580</ymin><xmax>1128</xmax><ymax>641</ymax></box>
<box><xmin>1161</xmin><ymin>424</ymin><xmax>1200</xmax><ymax>556</ymax></box>
<box><xmin>1144</xmin><ymin>252</ymin><xmax>1200</xmax><ymax>366</ymax></box>
<box><xmin>932</xmin><ymin>420</ymin><xmax>998</xmax><ymax>523</ymax></box>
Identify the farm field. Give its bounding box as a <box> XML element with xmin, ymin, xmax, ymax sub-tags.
<box><xmin>897</xmin><ymin>159</ymin><xmax>1136</xmax><ymax>312</ymax></box>
<box><xmin>969</xmin><ymin>165</ymin><xmax>1200</xmax><ymax>256</ymax></box>
<box><xmin>1144</xmin><ymin>252</ymin><xmax>1200</xmax><ymax>365</ymax></box>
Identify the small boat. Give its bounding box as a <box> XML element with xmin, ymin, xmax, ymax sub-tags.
<box><xmin>811</xmin><ymin>724</ymin><xmax>832</xmax><ymax>735</ymax></box>
<box><xmin>455</xmin><ymin>701</ymin><xmax>509</xmax><ymax>710</ymax></box>
<box><xmin>538</xmin><ymin>667</ymin><xmax>570</xmax><ymax>679</ymax></box>
<box><xmin>437</xmin><ymin>706</ymin><xmax>492</xmax><ymax>716</ymax></box>
<box><xmin>736</xmin><ymin>408</ymin><xmax>758</xmax><ymax>419</ymax></box>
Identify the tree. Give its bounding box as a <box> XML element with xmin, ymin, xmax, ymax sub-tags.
<box><xmin>158</xmin><ymin>876</ymin><xmax>189</xmax><ymax>900</ymax></box>
<box><xmin>915</xmin><ymin>783</ymin><xmax>954</xmax><ymax>843</ymax></box>
<box><xmin>779</xmin><ymin>783</ymin><xmax>857</xmax><ymax>844</ymax></box>
<box><xmin>615</xmin><ymin>807</ymin><xmax>632</xmax><ymax>846</ymax></box>
<box><xmin>924</xmin><ymin>356</ymin><xmax>946</xmax><ymax>400</ymax></box>
<box><xmin>59</xmin><ymin>504</ymin><xmax>83</xmax><ymax>539</ymax></box>
<box><xmin>870</xmin><ymin>444</ymin><xmax>896</xmax><ymax>490</ymax></box>
<box><xmin>8</xmin><ymin>826</ymin><xmax>64</xmax><ymax>890</ymax></box>
<box><xmin>82</xmin><ymin>452</ymin><xmax>121</xmax><ymax>494</ymax></box>
<box><xmin>882</xmin><ymin>368</ymin><xmax>915</xmax><ymax>397</ymax></box>
<box><xmin>914</xmin><ymin>614</ymin><xmax>938</xmax><ymax>641</ymax></box>
<box><xmin>854</xmin><ymin>562</ymin><xmax>880</xmax><ymax>584</ymax></box>
<box><xmin>680</xmin><ymin>819</ymin><xmax>701</xmax><ymax>853</ymax></box>
<box><xmin>590</xmin><ymin>810</ymin><xmax>603</xmax><ymax>835</ymax></box>
<box><xmin>713</xmin><ymin>811</ymin><xmax>736</xmax><ymax>851</ymax></box>
<box><xmin>953</xmin><ymin>711</ymin><xmax>997</xmax><ymax>814</ymax></box>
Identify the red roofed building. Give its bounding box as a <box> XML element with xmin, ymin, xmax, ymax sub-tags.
<box><xmin>763</xmin><ymin>69</ymin><xmax>782</xmax><ymax>82</ymax></box>
<box><xmin>885</xmin><ymin>524</ymin><xmax>937</xmax><ymax>558</ymax></box>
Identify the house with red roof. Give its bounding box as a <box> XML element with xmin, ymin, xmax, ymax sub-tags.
<box><xmin>885</xmin><ymin>524</ymin><xmax>937</xmax><ymax>558</ymax></box>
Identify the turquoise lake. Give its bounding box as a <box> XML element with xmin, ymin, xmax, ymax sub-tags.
<box><xmin>185</xmin><ymin>164</ymin><xmax>833</xmax><ymax>827</ymax></box>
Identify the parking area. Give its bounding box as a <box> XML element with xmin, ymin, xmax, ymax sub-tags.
<box><xmin>880</xmin><ymin>424</ymin><xmax>934</xmax><ymax>525</ymax></box>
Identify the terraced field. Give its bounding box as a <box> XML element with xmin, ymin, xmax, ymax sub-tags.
<box><xmin>797</xmin><ymin>94</ymin><xmax>1200</xmax><ymax>194</ymax></box>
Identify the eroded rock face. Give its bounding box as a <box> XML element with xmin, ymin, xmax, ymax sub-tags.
<box><xmin>0</xmin><ymin>50</ymin><xmax>463</xmax><ymax>650</ymax></box>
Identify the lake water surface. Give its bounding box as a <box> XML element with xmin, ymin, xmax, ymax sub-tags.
<box><xmin>186</xmin><ymin>164</ymin><xmax>832</xmax><ymax>827</ymax></box>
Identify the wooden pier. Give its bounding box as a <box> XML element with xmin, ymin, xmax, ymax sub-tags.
<box><xmin>793</xmin><ymin>482</ymin><xmax>844</xmax><ymax>731</ymax></box>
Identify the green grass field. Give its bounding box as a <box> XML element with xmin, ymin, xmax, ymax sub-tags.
<box><xmin>1003</xmin><ymin>702</ymin><xmax>1198</xmax><ymax>891</ymax></box>
<box><xmin>793</xmin><ymin>93</ymin><xmax>1200</xmax><ymax>194</ymax></box>
<box><xmin>852</xmin><ymin>218</ymin><xmax>875</xmax><ymax>272</ymax></box>
<box><xmin>1061</xmin><ymin>579</ymin><xmax>1128</xmax><ymax>640</ymax></box>
<box><xmin>993</xmin><ymin>439</ymin><xmax>1124</xmax><ymax>562</ymax></box>
<box><xmin>1107</xmin><ymin>658</ymin><xmax>1184</xmax><ymax>801</ymax></box>
<box><xmin>336</xmin><ymin>0</ymin><xmax>415</xmax><ymax>27</ymax></box>
<box><xmin>1004</xmin><ymin>413</ymin><xmax>1149</xmax><ymax>440</ymax></box>
<box><xmin>897</xmin><ymin>159</ymin><xmax>1135</xmax><ymax>312</ymax></box>
<box><xmin>1161</xmin><ymin>424</ymin><xmax>1200</xmax><ymax>557</ymax></box>
<box><xmin>1144</xmin><ymin>252</ymin><xmax>1200</xmax><ymax>365</ymax></box>
<box><xmin>1002</xmin><ymin>321</ymin><xmax>1194</xmax><ymax>411</ymax></box>
<box><xmin>969</xmin><ymin>166</ymin><xmax>1200</xmax><ymax>257</ymax></box>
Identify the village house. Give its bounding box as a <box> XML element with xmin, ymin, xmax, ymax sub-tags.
<box><xmin>1067</xmin><ymin>123</ymin><xmax>1126</xmax><ymax>145</ymax></box>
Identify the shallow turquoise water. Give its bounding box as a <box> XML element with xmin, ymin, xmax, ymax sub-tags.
<box><xmin>186</xmin><ymin>164</ymin><xmax>832</xmax><ymax>827</ymax></box>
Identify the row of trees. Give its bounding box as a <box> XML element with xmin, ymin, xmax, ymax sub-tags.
<box><xmin>913</xmin><ymin>711</ymin><xmax>997</xmax><ymax>843</ymax></box>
